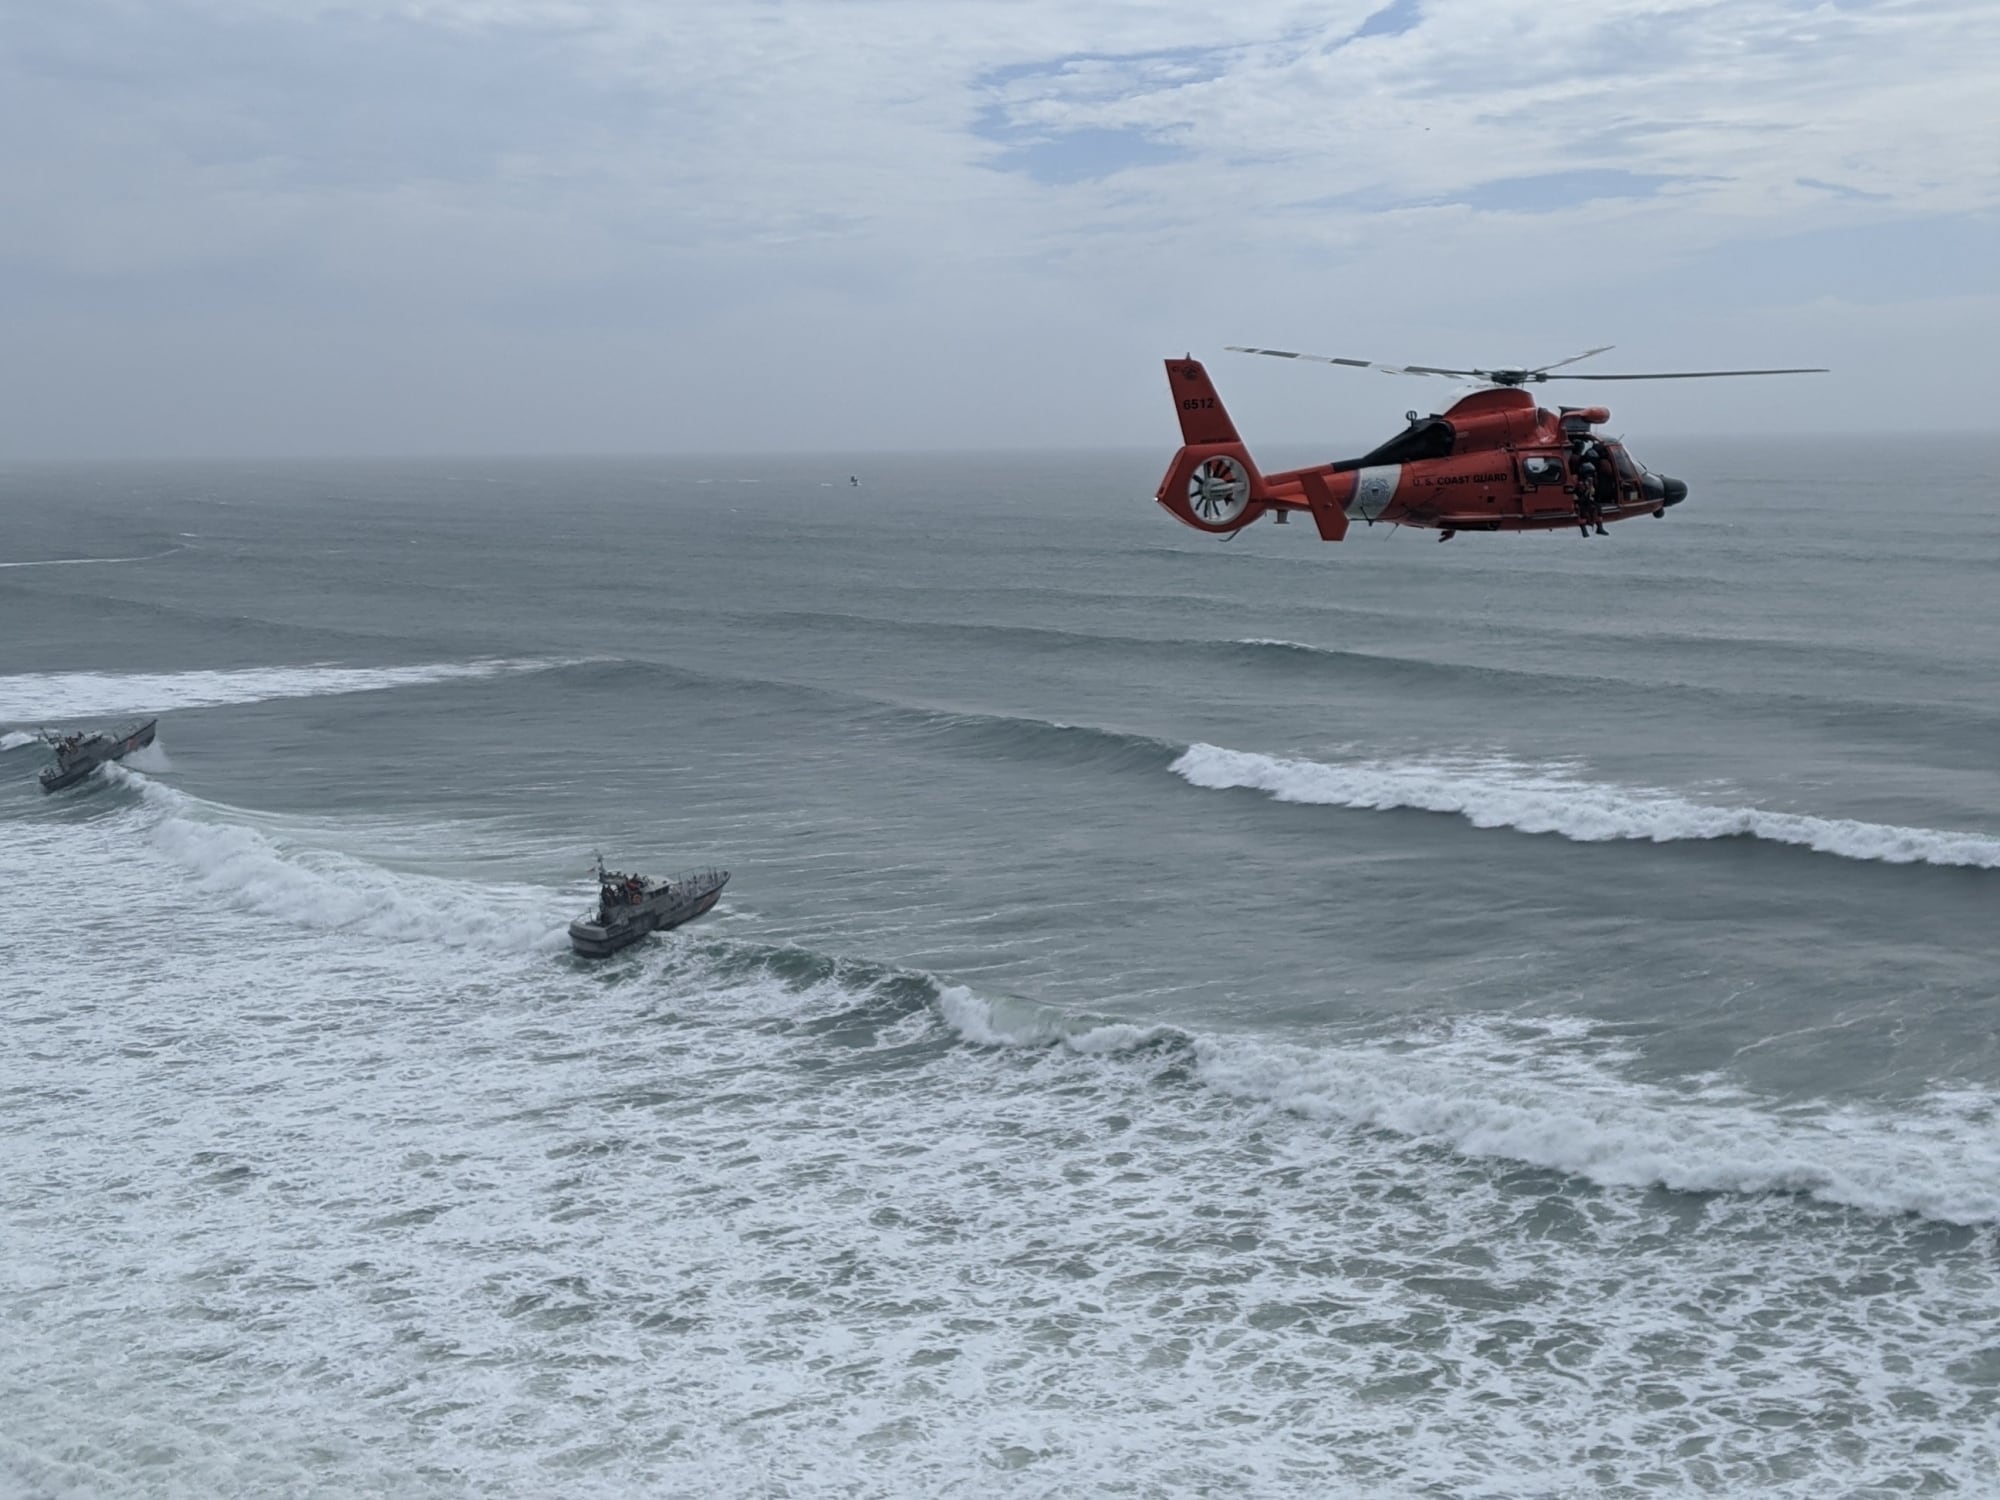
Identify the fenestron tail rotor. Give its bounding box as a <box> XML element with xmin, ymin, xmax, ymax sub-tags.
<box><xmin>1187</xmin><ymin>455</ymin><xmax>1252</xmax><ymax>525</ymax></box>
<box><xmin>1226</xmin><ymin>344</ymin><xmax>1825</xmax><ymax>387</ymax></box>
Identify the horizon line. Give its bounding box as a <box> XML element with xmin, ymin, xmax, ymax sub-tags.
<box><xmin>2</xmin><ymin>429</ymin><xmax>1995</xmax><ymax>468</ymax></box>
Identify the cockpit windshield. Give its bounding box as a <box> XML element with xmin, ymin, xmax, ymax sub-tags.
<box><xmin>1602</xmin><ymin>442</ymin><xmax>1641</xmax><ymax>481</ymax></box>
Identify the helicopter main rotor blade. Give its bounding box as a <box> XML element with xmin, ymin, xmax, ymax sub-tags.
<box><xmin>1557</xmin><ymin>368</ymin><xmax>1829</xmax><ymax>381</ymax></box>
<box><xmin>1231</xmin><ymin>351</ymin><xmax>1661</xmax><ymax>388</ymax></box>
<box><xmin>1227</xmin><ymin>346</ymin><xmax>1619</xmax><ymax>381</ymax></box>
<box><xmin>1225</xmin><ymin>346</ymin><xmax>1388</xmax><ymax>371</ymax></box>
<box><xmin>1225</xmin><ymin>348</ymin><xmax>1489</xmax><ymax>381</ymax></box>
<box><xmin>1391</xmin><ymin>363</ymin><xmax>1485</xmax><ymax>378</ymax></box>
<box><xmin>1224</xmin><ymin>346</ymin><xmax>1827</xmax><ymax>386</ymax></box>
<box><xmin>1531</xmin><ymin>345</ymin><xmax>1615</xmax><ymax>374</ymax></box>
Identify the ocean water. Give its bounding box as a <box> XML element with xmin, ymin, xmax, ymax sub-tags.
<box><xmin>3</xmin><ymin>439</ymin><xmax>1998</xmax><ymax>1497</ymax></box>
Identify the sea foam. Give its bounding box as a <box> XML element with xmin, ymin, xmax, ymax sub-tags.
<box><xmin>937</xmin><ymin>987</ymin><xmax>2000</xmax><ymax>1226</ymax></box>
<box><xmin>1187</xmin><ymin>1022</ymin><xmax>2000</xmax><ymax>1225</ymax></box>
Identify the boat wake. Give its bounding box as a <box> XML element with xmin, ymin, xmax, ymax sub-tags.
<box><xmin>1171</xmin><ymin>742</ymin><xmax>2000</xmax><ymax>869</ymax></box>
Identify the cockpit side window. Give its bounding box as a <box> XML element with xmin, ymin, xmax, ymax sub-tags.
<box><xmin>1604</xmin><ymin>443</ymin><xmax>1640</xmax><ymax>480</ymax></box>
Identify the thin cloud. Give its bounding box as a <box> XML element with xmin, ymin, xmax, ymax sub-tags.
<box><xmin>0</xmin><ymin>0</ymin><xmax>1994</xmax><ymax>454</ymax></box>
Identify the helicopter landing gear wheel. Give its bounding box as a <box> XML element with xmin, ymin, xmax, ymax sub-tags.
<box><xmin>1188</xmin><ymin>455</ymin><xmax>1251</xmax><ymax>527</ymax></box>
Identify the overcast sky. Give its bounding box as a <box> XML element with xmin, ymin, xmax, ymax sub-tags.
<box><xmin>2</xmin><ymin>0</ymin><xmax>1995</xmax><ymax>458</ymax></box>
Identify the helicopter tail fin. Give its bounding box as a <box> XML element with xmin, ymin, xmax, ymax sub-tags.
<box><xmin>1166</xmin><ymin>357</ymin><xmax>1242</xmax><ymax>445</ymax></box>
<box><xmin>1157</xmin><ymin>357</ymin><xmax>1270</xmax><ymax>533</ymax></box>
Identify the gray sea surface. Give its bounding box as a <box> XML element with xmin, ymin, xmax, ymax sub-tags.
<box><xmin>3</xmin><ymin>439</ymin><xmax>1999</xmax><ymax>1496</ymax></box>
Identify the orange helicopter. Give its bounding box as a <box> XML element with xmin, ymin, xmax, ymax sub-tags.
<box><xmin>1156</xmin><ymin>346</ymin><xmax>1825</xmax><ymax>542</ymax></box>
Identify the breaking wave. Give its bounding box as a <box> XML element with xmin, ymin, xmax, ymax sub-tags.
<box><xmin>1187</xmin><ymin>1026</ymin><xmax>2000</xmax><ymax>1225</ymax></box>
<box><xmin>29</xmin><ymin>756</ymin><xmax>1999</xmax><ymax>1227</ymax></box>
<box><xmin>932</xmin><ymin>988</ymin><xmax>2000</xmax><ymax>1226</ymax></box>
<box><xmin>0</xmin><ymin>658</ymin><xmax>568</xmax><ymax>721</ymax></box>
<box><xmin>123</xmin><ymin>743</ymin><xmax>173</xmax><ymax>774</ymax></box>
<box><xmin>0</xmin><ymin>730</ymin><xmax>36</xmax><ymax>752</ymax></box>
<box><xmin>935</xmin><ymin>984</ymin><xmax>1182</xmax><ymax>1055</ymax></box>
<box><xmin>1171</xmin><ymin>742</ymin><xmax>2000</xmax><ymax>869</ymax></box>
<box><xmin>118</xmin><ymin>770</ymin><xmax>566</xmax><ymax>952</ymax></box>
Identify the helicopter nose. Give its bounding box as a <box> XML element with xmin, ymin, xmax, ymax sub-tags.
<box><xmin>1643</xmin><ymin>473</ymin><xmax>1689</xmax><ymax>508</ymax></box>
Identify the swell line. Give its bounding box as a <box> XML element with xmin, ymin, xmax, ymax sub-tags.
<box><xmin>0</xmin><ymin>547</ymin><xmax>183</xmax><ymax>570</ymax></box>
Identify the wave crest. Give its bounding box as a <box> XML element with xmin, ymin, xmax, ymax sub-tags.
<box><xmin>937</xmin><ymin>985</ymin><xmax>1184</xmax><ymax>1055</ymax></box>
<box><xmin>1171</xmin><ymin>742</ymin><xmax>2000</xmax><ymax>868</ymax></box>
<box><xmin>0</xmin><ymin>658</ymin><xmax>570</xmax><ymax>720</ymax></box>
<box><xmin>123</xmin><ymin>771</ymin><xmax>565</xmax><ymax>952</ymax></box>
